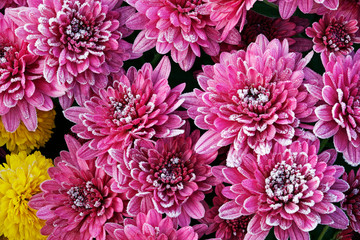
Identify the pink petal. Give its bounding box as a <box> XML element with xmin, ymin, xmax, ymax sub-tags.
<box><xmin>132</xmin><ymin>30</ymin><xmax>156</xmax><ymax>53</ymax></box>
<box><xmin>218</xmin><ymin>201</ymin><xmax>242</xmax><ymax>219</ymax></box>
<box><xmin>182</xmin><ymin>195</ymin><xmax>205</xmax><ymax>219</ymax></box>
<box><xmin>313</xmin><ymin>120</ymin><xmax>339</xmax><ymax>138</ymax></box>
<box><xmin>194</xmin><ymin>130</ymin><xmax>222</xmax><ymax>154</ymax></box>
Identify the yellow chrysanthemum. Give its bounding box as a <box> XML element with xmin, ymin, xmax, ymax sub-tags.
<box><xmin>0</xmin><ymin>151</ymin><xmax>53</xmax><ymax>240</ymax></box>
<box><xmin>0</xmin><ymin>110</ymin><xmax>56</xmax><ymax>153</ymax></box>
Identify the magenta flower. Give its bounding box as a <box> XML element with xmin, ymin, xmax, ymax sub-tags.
<box><xmin>268</xmin><ymin>0</ymin><xmax>338</xmax><ymax>19</ymax></box>
<box><xmin>213</xmin><ymin>140</ymin><xmax>349</xmax><ymax>240</ymax></box>
<box><xmin>204</xmin><ymin>0</ymin><xmax>258</xmax><ymax>41</ymax></box>
<box><xmin>306</xmin><ymin>14</ymin><xmax>360</xmax><ymax>58</ymax></box>
<box><xmin>105</xmin><ymin>209</ymin><xmax>199</xmax><ymax>240</ymax></box>
<box><xmin>307</xmin><ymin>50</ymin><xmax>360</xmax><ymax>166</ymax></box>
<box><xmin>205</xmin><ymin>184</ymin><xmax>252</xmax><ymax>240</ymax></box>
<box><xmin>336</xmin><ymin>227</ymin><xmax>360</xmax><ymax>240</ymax></box>
<box><xmin>0</xmin><ymin>13</ymin><xmax>63</xmax><ymax>132</ymax></box>
<box><xmin>212</xmin><ymin>11</ymin><xmax>313</xmax><ymax>62</ymax></box>
<box><xmin>125</xmin><ymin>0</ymin><xmax>220</xmax><ymax>71</ymax></box>
<box><xmin>240</xmin><ymin>11</ymin><xmax>312</xmax><ymax>52</ymax></box>
<box><xmin>7</xmin><ymin>0</ymin><xmax>135</xmax><ymax>109</ymax></box>
<box><xmin>341</xmin><ymin>169</ymin><xmax>360</xmax><ymax>233</ymax></box>
<box><xmin>110</xmin><ymin>126</ymin><xmax>218</xmax><ymax>226</ymax></box>
<box><xmin>64</xmin><ymin>56</ymin><xmax>185</xmax><ymax>173</ymax></box>
<box><xmin>312</xmin><ymin>0</ymin><xmax>360</xmax><ymax>23</ymax></box>
<box><xmin>29</xmin><ymin>135</ymin><xmax>126</xmax><ymax>240</ymax></box>
<box><xmin>182</xmin><ymin>34</ymin><xmax>319</xmax><ymax>157</ymax></box>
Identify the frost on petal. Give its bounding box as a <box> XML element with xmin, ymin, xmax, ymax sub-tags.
<box><xmin>219</xmin><ymin>201</ymin><xmax>242</xmax><ymax>219</ymax></box>
<box><xmin>27</xmin><ymin>135</ymin><xmax>126</xmax><ymax>239</ymax></box>
<box><xmin>183</xmin><ymin>34</ymin><xmax>318</xmax><ymax>159</ymax></box>
<box><xmin>313</xmin><ymin>120</ymin><xmax>339</xmax><ymax>138</ymax></box>
<box><xmin>216</xmin><ymin>140</ymin><xmax>348</xmax><ymax>239</ymax></box>
<box><xmin>194</xmin><ymin>130</ymin><xmax>223</xmax><ymax>154</ymax></box>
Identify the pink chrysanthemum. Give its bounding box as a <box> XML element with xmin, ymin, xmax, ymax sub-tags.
<box><xmin>213</xmin><ymin>11</ymin><xmax>313</xmax><ymax>62</ymax></box>
<box><xmin>64</xmin><ymin>56</ymin><xmax>185</xmax><ymax>173</ymax></box>
<box><xmin>341</xmin><ymin>169</ymin><xmax>360</xmax><ymax>233</ymax></box>
<box><xmin>240</xmin><ymin>11</ymin><xmax>312</xmax><ymax>51</ymax></box>
<box><xmin>182</xmin><ymin>34</ymin><xmax>319</xmax><ymax>157</ymax></box>
<box><xmin>336</xmin><ymin>227</ymin><xmax>360</xmax><ymax>240</ymax></box>
<box><xmin>110</xmin><ymin>126</ymin><xmax>218</xmax><ymax>226</ymax></box>
<box><xmin>105</xmin><ymin>209</ymin><xmax>199</xmax><ymax>240</ymax></box>
<box><xmin>205</xmin><ymin>184</ymin><xmax>252</xmax><ymax>240</ymax></box>
<box><xmin>125</xmin><ymin>0</ymin><xmax>220</xmax><ymax>71</ymax></box>
<box><xmin>204</xmin><ymin>0</ymin><xmax>258</xmax><ymax>41</ymax></box>
<box><xmin>306</xmin><ymin>14</ymin><xmax>360</xmax><ymax>58</ymax></box>
<box><xmin>268</xmin><ymin>0</ymin><xmax>338</xmax><ymax>19</ymax></box>
<box><xmin>0</xmin><ymin>13</ymin><xmax>63</xmax><ymax>133</ymax></box>
<box><xmin>28</xmin><ymin>135</ymin><xmax>126</xmax><ymax>240</ymax></box>
<box><xmin>307</xmin><ymin>50</ymin><xmax>360</xmax><ymax>166</ymax></box>
<box><xmin>213</xmin><ymin>140</ymin><xmax>349</xmax><ymax>240</ymax></box>
<box><xmin>7</xmin><ymin>0</ymin><xmax>135</xmax><ymax>109</ymax></box>
<box><xmin>105</xmin><ymin>209</ymin><xmax>198</xmax><ymax>240</ymax></box>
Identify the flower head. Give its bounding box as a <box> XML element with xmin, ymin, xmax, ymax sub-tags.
<box><xmin>336</xmin><ymin>227</ymin><xmax>360</xmax><ymax>240</ymax></box>
<box><xmin>204</xmin><ymin>0</ymin><xmax>258</xmax><ymax>41</ymax></box>
<box><xmin>308</xmin><ymin>50</ymin><xmax>360</xmax><ymax>166</ymax></box>
<box><xmin>105</xmin><ymin>209</ymin><xmax>199</xmax><ymax>240</ymax></box>
<box><xmin>29</xmin><ymin>135</ymin><xmax>126</xmax><ymax>240</ymax></box>
<box><xmin>110</xmin><ymin>126</ymin><xmax>217</xmax><ymax>226</ymax></box>
<box><xmin>64</xmin><ymin>56</ymin><xmax>185</xmax><ymax>173</ymax></box>
<box><xmin>0</xmin><ymin>13</ymin><xmax>61</xmax><ymax>132</ymax></box>
<box><xmin>306</xmin><ymin>14</ymin><xmax>360</xmax><ymax>58</ymax></box>
<box><xmin>341</xmin><ymin>169</ymin><xmax>360</xmax><ymax>233</ymax></box>
<box><xmin>240</xmin><ymin>11</ymin><xmax>312</xmax><ymax>51</ymax></box>
<box><xmin>125</xmin><ymin>0</ymin><xmax>220</xmax><ymax>71</ymax></box>
<box><xmin>213</xmin><ymin>140</ymin><xmax>349</xmax><ymax>240</ymax></box>
<box><xmin>0</xmin><ymin>151</ymin><xmax>53</xmax><ymax>240</ymax></box>
<box><xmin>7</xmin><ymin>0</ymin><xmax>135</xmax><ymax>108</ymax></box>
<box><xmin>205</xmin><ymin>184</ymin><xmax>252</xmax><ymax>240</ymax></box>
<box><xmin>182</xmin><ymin>34</ymin><xmax>318</xmax><ymax>157</ymax></box>
<box><xmin>213</xmin><ymin>11</ymin><xmax>313</xmax><ymax>62</ymax></box>
<box><xmin>0</xmin><ymin>110</ymin><xmax>56</xmax><ymax>154</ymax></box>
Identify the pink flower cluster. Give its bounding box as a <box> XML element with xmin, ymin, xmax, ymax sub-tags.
<box><xmin>1</xmin><ymin>0</ymin><xmax>360</xmax><ymax>239</ymax></box>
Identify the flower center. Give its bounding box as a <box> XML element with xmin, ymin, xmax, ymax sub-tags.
<box><xmin>109</xmin><ymin>84</ymin><xmax>140</xmax><ymax>125</ymax></box>
<box><xmin>67</xmin><ymin>181</ymin><xmax>103</xmax><ymax>215</ymax></box>
<box><xmin>152</xmin><ymin>156</ymin><xmax>195</xmax><ymax>190</ymax></box>
<box><xmin>60</xmin><ymin>0</ymin><xmax>107</xmax><ymax>53</ymax></box>
<box><xmin>237</xmin><ymin>86</ymin><xmax>270</xmax><ymax>106</ymax></box>
<box><xmin>265</xmin><ymin>160</ymin><xmax>314</xmax><ymax>204</ymax></box>
<box><xmin>226</xmin><ymin>215</ymin><xmax>251</xmax><ymax>237</ymax></box>
<box><xmin>66</xmin><ymin>16</ymin><xmax>93</xmax><ymax>42</ymax></box>
<box><xmin>242</xmin><ymin>18</ymin><xmax>274</xmax><ymax>45</ymax></box>
<box><xmin>323</xmin><ymin>21</ymin><xmax>353</xmax><ymax>52</ymax></box>
<box><xmin>0</xmin><ymin>46</ymin><xmax>14</xmax><ymax>64</ymax></box>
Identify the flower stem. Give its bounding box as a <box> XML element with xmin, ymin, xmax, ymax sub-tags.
<box><xmin>151</xmin><ymin>53</ymin><xmax>162</xmax><ymax>66</ymax></box>
<box><xmin>319</xmin><ymin>138</ymin><xmax>329</xmax><ymax>152</ymax></box>
<box><xmin>262</xmin><ymin>0</ymin><xmax>279</xmax><ymax>9</ymax></box>
<box><xmin>317</xmin><ymin>226</ymin><xmax>329</xmax><ymax>240</ymax></box>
